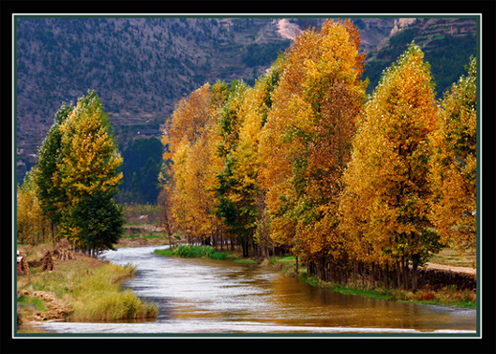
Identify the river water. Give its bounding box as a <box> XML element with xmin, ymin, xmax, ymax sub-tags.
<box><xmin>40</xmin><ymin>245</ymin><xmax>477</xmax><ymax>335</ymax></box>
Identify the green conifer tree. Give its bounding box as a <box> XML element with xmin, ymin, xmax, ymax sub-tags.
<box><xmin>33</xmin><ymin>102</ymin><xmax>73</xmax><ymax>241</ymax></box>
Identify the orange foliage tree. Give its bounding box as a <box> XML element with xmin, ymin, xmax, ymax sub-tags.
<box><xmin>158</xmin><ymin>19</ymin><xmax>477</xmax><ymax>294</ymax></box>
<box><xmin>259</xmin><ymin>19</ymin><xmax>367</xmax><ymax>274</ymax></box>
<box><xmin>161</xmin><ymin>83</ymin><xmax>226</xmax><ymax>245</ymax></box>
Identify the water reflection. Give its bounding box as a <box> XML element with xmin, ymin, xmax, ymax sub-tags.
<box><xmin>39</xmin><ymin>245</ymin><xmax>476</xmax><ymax>334</ymax></box>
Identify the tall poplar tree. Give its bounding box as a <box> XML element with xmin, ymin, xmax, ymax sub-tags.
<box><xmin>57</xmin><ymin>90</ymin><xmax>124</xmax><ymax>254</ymax></box>
<box><xmin>214</xmin><ymin>80</ymin><xmax>254</xmax><ymax>256</ymax></box>
<box><xmin>340</xmin><ymin>43</ymin><xmax>441</xmax><ymax>291</ymax></box>
<box><xmin>17</xmin><ymin>171</ymin><xmax>49</xmax><ymax>245</ymax></box>
<box><xmin>215</xmin><ymin>63</ymin><xmax>284</xmax><ymax>257</ymax></box>
<box><xmin>428</xmin><ymin>57</ymin><xmax>477</xmax><ymax>249</ymax></box>
<box><xmin>259</xmin><ymin>19</ymin><xmax>366</xmax><ymax>269</ymax></box>
<box><xmin>161</xmin><ymin>83</ymin><xmax>224</xmax><ymax>245</ymax></box>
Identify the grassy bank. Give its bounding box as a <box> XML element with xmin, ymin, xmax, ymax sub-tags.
<box><xmin>298</xmin><ymin>271</ymin><xmax>476</xmax><ymax>307</ymax></box>
<box><xmin>269</xmin><ymin>256</ymin><xmax>476</xmax><ymax>308</ymax></box>
<box><xmin>17</xmin><ymin>243</ymin><xmax>157</xmax><ymax>331</ymax></box>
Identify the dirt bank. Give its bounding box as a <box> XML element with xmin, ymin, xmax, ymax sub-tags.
<box><xmin>17</xmin><ymin>290</ymin><xmax>72</xmax><ymax>323</ymax></box>
<box><xmin>16</xmin><ymin>243</ymin><xmax>157</xmax><ymax>332</ymax></box>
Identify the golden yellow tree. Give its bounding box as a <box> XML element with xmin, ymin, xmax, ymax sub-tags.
<box><xmin>429</xmin><ymin>57</ymin><xmax>477</xmax><ymax>249</ymax></box>
<box><xmin>214</xmin><ymin>62</ymin><xmax>284</xmax><ymax>257</ymax></box>
<box><xmin>162</xmin><ymin>83</ymin><xmax>212</xmax><ymax>160</ymax></box>
<box><xmin>16</xmin><ymin>171</ymin><xmax>49</xmax><ymax>245</ymax></box>
<box><xmin>57</xmin><ymin>91</ymin><xmax>123</xmax><ymax>204</ymax></box>
<box><xmin>162</xmin><ymin>83</ymin><xmax>225</xmax><ymax>244</ymax></box>
<box><xmin>340</xmin><ymin>43</ymin><xmax>441</xmax><ymax>290</ymax></box>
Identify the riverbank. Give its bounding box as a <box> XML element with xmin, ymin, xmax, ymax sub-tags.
<box><xmin>154</xmin><ymin>245</ymin><xmax>476</xmax><ymax>308</ymax></box>
<box><xmin>16</xmin><ymin>243</ymin><xmax>157</xmax><ymax>333</ymax></box>
<box><xmin>264</xmin><ymin>256</ymin><xmax>476</xmax><ymax>308</ymax></box>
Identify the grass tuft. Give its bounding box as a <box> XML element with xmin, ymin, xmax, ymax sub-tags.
<box><xmin>155</xmin><ymin>245</ymin><xmax>231</xmax><ymax>261</ymax></box>
<box><xmin>65</xmin><ymin>262</ymin><xmax>157</xmax><ymax>321</ymax></box>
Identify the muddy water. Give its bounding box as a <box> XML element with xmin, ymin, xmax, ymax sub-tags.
<box><xmin>40</xmin><ymin>245</ymin><xmax>476</xmax><ymax>335</ymax></box>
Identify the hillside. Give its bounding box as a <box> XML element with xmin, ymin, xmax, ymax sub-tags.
<box><xmin>15</xmin><ymin>16</ymin><xmax>478</xmax><ymax>194</ymax></box>
<box><xmin>16</xmin><ymin>18</ymin><xmax>290</xmax><ymax>155</ymax></box>
<box><xmin>363</xmin><ymin>17</ymin><xmax>477</xmax><ymax>95</ymax></box>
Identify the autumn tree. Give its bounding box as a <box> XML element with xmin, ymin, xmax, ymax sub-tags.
<box><xmin>162</xmin><ymin>83</ymin><xmax>213</xmax><ymax>161</ymax></box>
<box><xmin>213</xmin><ymin>80</ymin><xmax>254</xmax><ymax>256</ymax></box>
<box><xmin>340</xmin><ymin>43</ymin><xmax>441</xmax><ymax>291</ymax></box>
<box><xmin>259</xmin><ymin>19</ymin><xmax>367</xmax><ymax>272</ymax></box>
<box><xmin>57</xmin><ymin>90</ymin><xmax>124</xmax><ymax>254</ymax></box>
<box><xmin>161</xmin><ymin>83</ymin><xmax>225</xmax><ymax>245</ymax></box>
<box><xmin>16</xmin><ymin>171</ymin><xmax>49</xmax><ymax>245</ymax></box>
<box><xmin>214</xmin><ymin>61</ymin><xmax>284</xmax><ymax>258</ymax></box>
<box><xmin>428</xmin><ymin>57</ymin><xmax>477</xmax><ymax>249</ymax></box>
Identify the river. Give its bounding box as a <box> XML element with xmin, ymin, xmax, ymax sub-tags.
<box><xmin>39</xmin><ymin>245</ymin><xmax>477</xmax><ymax>336</ymax></box>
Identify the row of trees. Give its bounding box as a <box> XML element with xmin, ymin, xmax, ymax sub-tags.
<box><xmin>17</xmin><ymin>90</ymin><xmax>125</xmax><ymax>256</ymax></box>
<box><xmin>161</xmin><ymin>19</ymin><xmax>476</xmax><ymax>291</ymax></box>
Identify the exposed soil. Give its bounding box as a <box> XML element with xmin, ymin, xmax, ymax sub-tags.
<box><xmin>17</xmin><ymin>290</ymin><xmax>72</xmax><ymax>323</ymax></box>
<box><xmin>16</xmin><ymin>248</ymin><xmax>103</xmax><ymax>327</ymax></box>
<box><xmin>277</xmin><ymin>19</ymin><xmax>302</xmax><ymax>41</ymax></box>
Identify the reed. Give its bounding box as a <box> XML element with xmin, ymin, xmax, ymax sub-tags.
<box><xmin>64</xmin><ymin>262</ymin><xmax>157</xmax><ymax>321</ymax></box>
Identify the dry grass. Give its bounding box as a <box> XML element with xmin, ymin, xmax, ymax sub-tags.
<box><xmin>17</xmin><ymin>243</ymin><xmax>157</xmax><ymax>329</ymax></box>
<box><xmin>64</xmin><ymin>263</ymin><xmax>157</xmax><ymax>321</ymax></box>
<box><xmin>429</xmin><ymin>247</ymin><xmax>477</xmax><ymax>269</ymax></box>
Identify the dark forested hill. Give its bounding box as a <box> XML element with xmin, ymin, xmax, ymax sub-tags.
<box><xmin>15</xmin><ymin>16</ymin><xmax>478</xmax><ymax>197</ymax></box>
<box><xmin>363</xmin><ymin>17</ymin><xmax>477</xmax><ymax>96</ymax></box>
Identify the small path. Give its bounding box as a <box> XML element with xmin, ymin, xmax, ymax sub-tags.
<box><xmin>423</xmin><ymin>262</ymin><xmax>476</xmax><ymax>276</ymax></box>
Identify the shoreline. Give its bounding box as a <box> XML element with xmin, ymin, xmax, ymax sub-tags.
<box><xmin>16</xmin><ymin>244</ymin><xmax>157</xmax><ymax>333</ymax></box>
<box><xmin>155</xmin><ymin>244</ymin><xmax>476</xmax><ymax>308</ymax></box>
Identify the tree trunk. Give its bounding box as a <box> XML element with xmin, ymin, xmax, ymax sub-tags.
<box><xmin>51</xmin><ymin>223</ymin><xmax>56</xmax><ymax>245</ymax></box>
<box><xmin>370</xmin><ymin>262</ymin><xmax>375</xmax><ymax>287</ymax></box>
<box><xmin>396</xmin><ymin>261</ymin><xmax>401</xmax><ymax>288</ymax></box>
<box><xmin>353</xmin><ymin>262</ymin><xmax>358</xmax><ymax>286</ymax></box>
<box><xmin>412</xmin><ymin>253</ymin><xmax>420</xmax><ymax>293</ymax></box>
<box><xmin>401</xmin><ymin>256</ymin><xmax>409</xmax><ymax>290</ymax></box>
<box><xmin>385</xmin><ymin>263</ymin><xmax>389</xmax><ymax>288</ymax></box>
<box><xmin>412</xmin><ymin>263</ymin><xmax>418</xmax><ymax>293</ymax></box>
<box><xmin>219</xmin><ymin>229</ymin><xmax>223</xmax><ymax>251</ymax></box>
